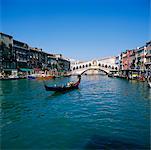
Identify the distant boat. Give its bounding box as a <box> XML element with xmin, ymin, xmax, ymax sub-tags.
<box><xmin>27</xmin><ymin>74</ymin><xmax>55</xmax><ymax>80</ymax></box>
<box><xmin>147</xmin><ymin>76</ymin><xmax>151</xmax><ymax>88</ymax></box>
<box><xmin>44</xmin><ymin>75</ymin><xmax>81</xmax><ymax>92</ymax></box>
<box><xmin>27</xmin><ymin>74</ymin><xmax>38</xmax><ymax>79</ymax></box>
<box><xmin>37</xmin><ymin>75</ymin><xmax>55</xmax><ymax>80</ymax></box>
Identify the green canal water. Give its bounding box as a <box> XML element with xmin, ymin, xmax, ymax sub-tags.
<box><xmin>0</xmin><ymin>75</ymin><xmax>150</xmax><ymax>149</ymax></box>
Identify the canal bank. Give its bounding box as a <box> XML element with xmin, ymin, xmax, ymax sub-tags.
<box><xmin>1</xmin><ymin>75</ymin><xmax>150</xmax><ymax>149</ymax></box>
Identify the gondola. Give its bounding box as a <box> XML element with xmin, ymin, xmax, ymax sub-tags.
<box><xmin>44</xmin><ymin>75</ymin><xmax>81</xmax><ymax>92</ymax></box>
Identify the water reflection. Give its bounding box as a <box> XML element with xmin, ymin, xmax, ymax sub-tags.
<box><xmin>85</xmin><ymin>135</ymin><xmax>149</xmax><ymax>149</ymax></box>
<box><xmin>45</xmin><ymin>88</ymin><xmax>82</xmax><ymax>100</ymax></box>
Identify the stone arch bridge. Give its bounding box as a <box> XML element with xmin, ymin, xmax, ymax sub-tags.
<box><xmin>71</xmin><ymin>59</ymin><xmax>118</xmax><ymax>75</ymax></box>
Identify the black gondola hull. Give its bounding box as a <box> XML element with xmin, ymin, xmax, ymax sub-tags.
<box><xmin>44</xmin><ymin>84</ymin><xmax>79</xmax><ymax>92</ymax></box>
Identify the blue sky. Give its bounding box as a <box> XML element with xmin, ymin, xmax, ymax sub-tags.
<box><xmin>1</xmin><ymin>0</ymin><xmax>150</xmax><ymax>60</ymax></box>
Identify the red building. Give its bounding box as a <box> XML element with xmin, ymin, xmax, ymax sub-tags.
<box><xmin>122</xmin><ymin>50</ymin><xmax>135</xmax><ymax>70</ymax></box>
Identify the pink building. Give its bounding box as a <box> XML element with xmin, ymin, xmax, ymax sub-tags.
<box><xmin>122</xmin><ymin>50</ymin><xmax>135</xmax><ymax>70</ymax></box>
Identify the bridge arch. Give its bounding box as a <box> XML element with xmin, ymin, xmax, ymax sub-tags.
<box><xmin>80</xmin><ymin>68</ymin><xmax>108</xmax><ymax>75</ymax></box>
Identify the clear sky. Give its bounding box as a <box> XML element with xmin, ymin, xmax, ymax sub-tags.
<box><xmin>1</xmin><ymin>0</ymin><xmax>150</xmax><ymax>60</ymax></box>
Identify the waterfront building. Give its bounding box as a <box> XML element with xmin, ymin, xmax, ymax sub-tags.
<box><xmin>145</xmin><ymin>41</ymin><xmax>151</xmax><ymax>71</ymax></box>
<box><xmin>0</xmin><ymin>32</ymin><xmax>71</xmax><ymax>77</ymax></box>
<box><xmin>119</xmin><ymin>42</ymin><xmax>150</xmax><ymax>79</ymax></box>
<box><xmin>115</xmin><ymin>55</ymin><xmax>121</xmax><ymax>69</ymax></box>
<box><xmin>54</xmin><ymin>54</ymin><xmax>70</xmax><ymax>72</ymax></box>
<box><xmin>121</xmin><ymin>51</ymin><xmax>127</xmax><ymax>70</ymax></box>
<box><xmin>0</xmin><ymin>33</ymin><xmax>17</xmax><ymax>76</ymax></box>
<box><xmin>29</xmin><ymin>47</ymin><xmax>42</xmax><ymax>70</ymax></box>
<box><xmin>120</xmin><ymin>50</ymin><xmax>136</xmax><ymax>77</ymax></box>
<box><xmin>129</xmin><ymin>50</ymin><xmax>136</xmax><ymax>69</ymax></box>
<box><xmin>47</xmin><ymin>54</ymin><xmax>57</xmax><ymax>69</ymax></box>
<box><xmin>135</xmin><ymin>46</ymin><xmax>147</xmax><ymax>71</ymax></box>
<box><xmin>13</xmin><ymin>40</ymin><xmax>29</xmax><ymax>69</ymax></box>
<box><xmin>122</xmin><ymin>50</ymin><xmax>136</xmax><ymax>70</ymax></box>
<box><xmin>47</xmin><ymin>54</ymin><xmax>58</xmax><ymax>75</ymax></box>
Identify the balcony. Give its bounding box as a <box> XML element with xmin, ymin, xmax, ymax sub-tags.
<box><xmin>145</xmin><ymin>53</ymin><xmax>151</xmax><ymax>57</ymax></box>
<box><xmin>16</xmin><ymin>59</ymin><xmax>27</xmax><ymax>62</ymax></box>
<box><xmin>145</xmin><ymin>62</ymin><xmax>151</xmax><ymax>65</ymax></box>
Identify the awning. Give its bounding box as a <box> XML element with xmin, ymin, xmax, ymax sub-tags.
<box><xmin>19</xmin><ymin>68</ymin><xmax>33</xmax><ymax>72</ymax></box>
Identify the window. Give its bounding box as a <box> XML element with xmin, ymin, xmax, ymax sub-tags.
<box><xmin>7</xmin><ymin>62</ymin><xmax>10</xmax><ymax>68</ymax></box>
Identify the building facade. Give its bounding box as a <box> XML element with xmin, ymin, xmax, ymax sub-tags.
<box><xmin>145</xmin><ymin>41</ymin><xmax>151</xmax><ymax>71</ymax></box>
<box><xmin>121</xmin><ymin>50</ymin><xmax>135</xmax><ymax>70</ymax></box>
<box><xmin>135</xmin><ymin>46</ymin><xmax>147</xmax><ymax>70</ymax></box>
<box><xmin>0</xmin><ymin>33</ymin><xmax>17</xmax><ymax>75</ymax></box>
<box><xmin>118</xmin><ymin>41</ymin><xmax>151</xmax><ymax>78</ymax></box>
<box><xmin>13</xmin><ymin>40</ymin><xmax>30</xmax><ymax>69</ymax></box>
<box><xmin>0</xmin><ymin>32</ymin><xmax>70</xmax><ymax>76</ymax></box>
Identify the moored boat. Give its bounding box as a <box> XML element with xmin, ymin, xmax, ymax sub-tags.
<box><xmin>37</xmin><ymin>75</ymin><xmax>55</xmax><ymax>80</ymax></box>
<box><xmin>27</xmin><ymin>74</ymin><xmax>38</xmax><ymax>79</ymax></box>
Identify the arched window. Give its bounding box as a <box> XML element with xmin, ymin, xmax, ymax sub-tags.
<box><xmin>89</xmin><ymin>63</ymin><xmax>91</xmax><ymax>67</ymax></box>
<box><xmin>76</xmin><ymin>66</ymin><xmax>78</xmax><ymax>69</ymax></box>
<box><xmin>105</xmin><ymin>65</ymin><xmax>107</xmax><ymax>68</ymax></box>
<box><xmin>86</xmin><ymin>64</ymin><xmax>88</xmax><ymax>67</ymax></box>
<box><xmin>98</xmin><ymin>63</ymin><xmax>101</xmax><ymax>66</ymax></box>
<box><xmin>73</xmin><ymin>67</ymin><xmax>75</xmax><ymax>70</ymax></box>
<box><xmin>102</xmin><ymin>64</ymin><xmax>104</xmax><ymax>67</ymax></box>
<box><xmin>83</xmin><ymin>65</ymin><xmax>85</xmax><ymax>68</ymax></box>
<box><xmin>79</xmin><ymin>66</ymin><xmax>82</xmax><ymax>69</ymax></box>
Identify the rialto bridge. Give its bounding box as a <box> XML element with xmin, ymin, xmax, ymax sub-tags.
<box><xmin>70</xmin><ymin>57</ymin><xmax>118</xmax><ymax>75</ymax></box>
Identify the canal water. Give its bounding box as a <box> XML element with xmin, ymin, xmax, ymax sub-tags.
<box><xmin>0</xmin><ymin>75</ymin><xmax>150</xmax><ymax>149</ymax></box>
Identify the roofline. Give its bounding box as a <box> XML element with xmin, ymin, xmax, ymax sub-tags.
<box><xmin>0</xmin><ymin>32</ymin><xmax>13</xmax><ymax>38</ymax></box>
